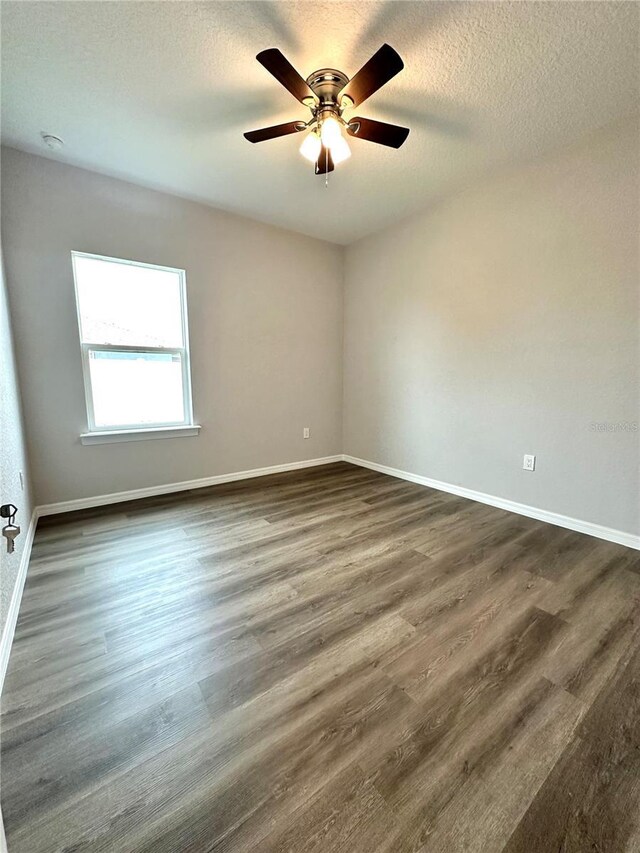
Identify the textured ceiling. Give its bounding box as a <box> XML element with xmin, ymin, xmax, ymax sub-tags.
<box><xmin>1</xmin><ymin>1</ymin><xmax>638</xmax><ymax>244</ymax></box>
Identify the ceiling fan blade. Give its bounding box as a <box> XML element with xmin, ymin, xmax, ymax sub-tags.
<box><xmin>256</xmin><ymin>48</ymin><xmax>318</xmax><ymax>105</ymax></box>
<box><xmin>244</xmin><ymin>121</ymin><xmax>306</xmax><ymax>143</ymax></box>
<box><xmin>338</xmin><ymin>44</ymin><xmax>404</xmax><ymax>108</ymax></box>
<box><xmin>314</xmin><ymin>144</ymin><xmax>334</xmax><ymax>175</ymax></box>
<box><xmin>346</xmin><ymin>117</ymin><xmax>410</xmax><ymax>149</ymax></box>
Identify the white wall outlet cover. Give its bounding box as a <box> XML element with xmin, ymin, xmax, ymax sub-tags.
<box><xmin>303</xmin><ymin>427</ymin><xmax>310</xmax><ymax>439</ymax></box>
<box><xmin>523</xmin><ymin>454</ymin><xmax>536</xmax><ymax>471</ymax></box>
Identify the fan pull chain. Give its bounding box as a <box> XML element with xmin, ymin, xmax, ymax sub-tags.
<box><xmin>325</xmin><ymin>146</ymin><xmax>329</xmax><ymax>188</ymax></box>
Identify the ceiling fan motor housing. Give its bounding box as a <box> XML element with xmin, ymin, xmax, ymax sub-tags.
<box><xmin>305</xmin><ymin>69</ymin><xmax>351</xmax><ymax>114</ymax></box>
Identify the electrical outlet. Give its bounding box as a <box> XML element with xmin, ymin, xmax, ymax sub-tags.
<box><xmin>523</xmin><ymin>454</ymin><xmax>536</xmax><ymax>471</ymax></box>
<box><xmin>303</xmin><ymin>427</ymin><xmax>310</xmax><ymax>439</ymax></box>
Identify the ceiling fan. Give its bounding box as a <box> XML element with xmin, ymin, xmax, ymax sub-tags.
<box><xmin>244</xmin><ymin>44</ymin><xmax>409</xmax><ymax>176</ymax></box>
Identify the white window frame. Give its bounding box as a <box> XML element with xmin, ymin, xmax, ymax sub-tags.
<box><xmin>71</xmin><ymin>251</ymin><xmax>199</xmax><ymax>444</ymax></box>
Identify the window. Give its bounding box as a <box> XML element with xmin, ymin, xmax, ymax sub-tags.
<box><xmin>72</xmin><ymin>252</ymin><xmax>198</xmax><ymax>443</ymax></box>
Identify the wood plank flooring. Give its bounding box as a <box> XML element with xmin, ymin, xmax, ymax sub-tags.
<box><xmin>2</xmin><ymin>461</ymin><xmax>640</xmax><ymax>852</ymax></box>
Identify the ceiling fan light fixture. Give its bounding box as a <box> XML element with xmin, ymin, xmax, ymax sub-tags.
<box><xmin>299</xmin><ymin>130</ymin><xmax>322</xmax><ymax>163</ymax></box>
<box><xmin>330</xmin><ymin>135</ymin><xmax>351</xmax><ymax>165</ymax></box>
<box><xmin>244</xmin><ymin>44</ymin><xmax>409</xmax><ymax>177</ymax></box>
<box><xmin>320</xmin><ymin>115</ymin><xmax>342</xmax><ymax>148</ymax></box>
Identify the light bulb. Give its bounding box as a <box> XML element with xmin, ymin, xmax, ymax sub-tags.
<box><xmin>330</xmin><ymin>135</ymin><xmax>351</xmax><ymax>165</ymax></box>
<box><xmin>299</xmin><ymin>131</ymin><xmax>321</xmax><ymax>163</ymax></box>
<box><xmin>320</xmin><ymin>116</ymin><xmax>342</xmax><ymax>148</ymax></box>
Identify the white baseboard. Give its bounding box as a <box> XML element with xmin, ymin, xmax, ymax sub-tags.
<box><xmin>33</xmin><ymin>451</ymin><xmax>640</xmax><ymax>548</ymax></box>
<box><xmin>0</xmin><ymin>805</ymin><xmax>7</xmax><ymax>853</ymax></box>
<box><xmin>36</xmin><ymin>455</ymin><xmax>344</xmax><ymax>517</ymax></box>
<box><xmin>0</xmin><ymin>508</ymin><xmax>38</xmax><ymax>695</ymax></box>
<box><xmin>343</xmin><ymin>455</ymin><xmax>640</xmax><ymax>551</ymax></box>
<box><xmin>5</xmin><ymin>451</ymin><xmax>635</xmax><ymax>697</ymax></box>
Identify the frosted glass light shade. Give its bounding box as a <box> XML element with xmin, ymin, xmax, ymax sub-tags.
<box><xmin>299</xmin><ymin>132</ymin><xmax>322</xmax><ymax>163</ymax></box>
<box><xmin>330</xmin><ymin>135</ymin><xmax>351</xmax><ymax>165</ymax></box>
<box><xmin>320</xmin><ymin>116</ymin><xmax>342</xmax><ymax>147</ymax></box>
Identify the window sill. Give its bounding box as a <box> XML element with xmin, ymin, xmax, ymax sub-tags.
<box><xmin>80</xmin><ymin>425</ymin><xmax>201</xmax><ymax>445</ymax></box>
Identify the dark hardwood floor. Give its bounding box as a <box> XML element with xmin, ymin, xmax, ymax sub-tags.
<box><xmin>2</xmin><ymin>461</ymin><xmax>640</xmax><ymax>852</ymax></box>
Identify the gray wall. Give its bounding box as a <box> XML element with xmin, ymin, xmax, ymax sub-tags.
<box><xmin>0</xmin><ymin>247</ymin><xmax>33</xmax><ymax>641</ymax></box>
<box><xmin>344</xmin><ymin>118</ymin><xmax>640</xmax><ymax>536</ymax></box>
<box><xmin>3</xmin><ymin>119</ymin><xmax>639</xmax><ymax>536</ymax></box>
<box><xmin>1</xmin><ymin>148</ymin><xmax>344</xmax><ymax>506</ymax></box>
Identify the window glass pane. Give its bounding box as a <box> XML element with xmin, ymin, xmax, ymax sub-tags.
<box><xmin>89</xmin><ymin>350</ymin><xmax>185</xmax><ymax>427</ymax></box>
<box><xmin>74</xmin><ymin>255</ymin><xmax>184</xmax><ymax>347</ymax></box>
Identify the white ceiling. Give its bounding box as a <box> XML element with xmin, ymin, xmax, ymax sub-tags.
<box><xmin>1</xmin><ymin>1</ymin><xmax>638</xmax><ymax>244</ymax></box>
